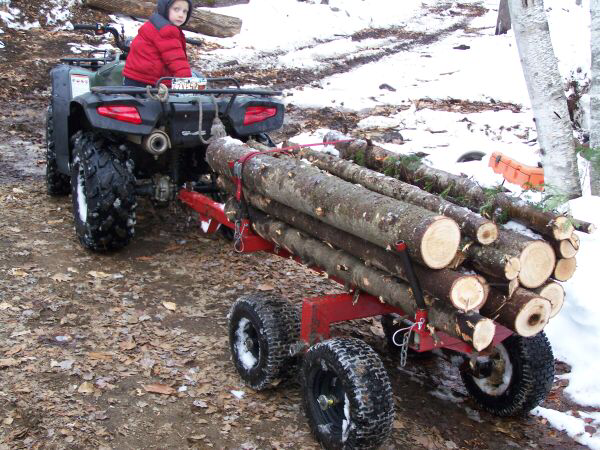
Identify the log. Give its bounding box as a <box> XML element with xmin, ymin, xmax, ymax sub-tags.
<box><xmin>533</xmin><ymin>281</ymin><xmax>565</xmax><ymax>318</ymax></box>
<box><xmin>206</xmin><ymin>138</ymin><xmax>461</xmax><ymax>269</ymax></box>
<box><xmin>494</xmin><ymin>228</ymin><xmax>555</xmax><ymax>289</ymax></box>
<box><xmin>554</xmin><ymin>257</ymin><xmax>577</xmax><ymax>282</ymax></box>
<box><xmin>455</xmin><ymin>240</ymin><xmax>521</xmax><ymax>281</ymax></box>
<box><xmin>480</xmin><ymin>288</ymin><xmax>551</xmax><ymax>337</ymax></box>
<box><xmin>289</xmin><ymin>145</ymin><xmax>498</xmax><ymax>245</ymax></box>
<box><xmin>249</xmin><ymin>210</ymin><xmax>496</xmax><ymax>350</ymax></box>
<box><xmin>553</xmin><ymin>233</ymin><xmax>580</xmax><ymax>259</ymax></box>
<box><xmin>83</xmin><ymin>0</ymin><xmax>243</xmax><ymax>37</ymax></box>
<box><xmin>572</xmin><ymin>218</ymin><xmax>596</xmax><ymax>234</ymax></box>
<box><xmin>219</xmin><ymin>179</ymin><xmax>488</xmax><ymax>311</ymax></box>
<box><xmin>327</xmin><ymin>132</ymin><xmax>579</xmax><ymax>239</ymax></box>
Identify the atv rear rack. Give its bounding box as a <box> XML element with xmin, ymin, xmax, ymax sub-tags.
<box><xmin>90</xmin><ymin>86</ymin><xmax>283</xmax><ymax>97</ymax></box>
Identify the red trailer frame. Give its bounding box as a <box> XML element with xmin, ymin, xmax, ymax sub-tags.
<box><xmin>179</xmin><ymin>188</ymin><xmax>512</xmax><ymax>355</ymax></box>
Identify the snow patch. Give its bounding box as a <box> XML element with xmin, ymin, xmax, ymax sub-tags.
<box><xmin>532</xmin><ymin>407</ymin><xmax>600</xmax><ymax>450</ymax></box>
<box><xmin>235</xmin><ymin>318</ymin><xmax>257</xmax><ymax>370</ymax></box>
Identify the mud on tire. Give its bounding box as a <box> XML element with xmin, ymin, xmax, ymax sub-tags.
<box><xmin>228</xmin><ymin>293</ymin><xmax>300</xmax><ymax>390</ymax></box>
<box><xmin>460</xmin><ymin>332</ymin><xmax>555</xmax><ymax>416</ymax></box>
<box><xmin>46</xmin><ymin>105</ymin><xmax>71</xmax><ymax>195</ymax></box>
<box><xmin>302</xmin><ymin>337</ymin><xmax>394</xmax><ymax>450</ymax></box>
<box><xmin>70</xmin><ymin>131</ymin><xmax>136</xmax><ymax>251</ymax></box>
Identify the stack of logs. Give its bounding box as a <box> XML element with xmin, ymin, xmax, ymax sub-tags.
<box><xmin>205</xmin><ymin>134</ymin><xmax>593</xmax><ymax>352</ymax></box>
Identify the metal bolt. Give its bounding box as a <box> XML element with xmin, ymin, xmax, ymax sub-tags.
<box><xmin>317</xmin><ymin>395</ymin><xmax>335</xmax><ymax>411</ymax></box>
<box><xmin>244</xmin><ymin>338</ymin><xmax>254</xmax><ymax>352</ymax></box>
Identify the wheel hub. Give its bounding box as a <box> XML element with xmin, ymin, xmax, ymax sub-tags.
<box><xmin>244</xmin><ymin>337</ymin><xmax>254</xmax><ymax>352</ymax></box>
<box><xmin>317</xmin><ymin>394</ymin><xmax>336</xmax><ymax>411</ymax></box>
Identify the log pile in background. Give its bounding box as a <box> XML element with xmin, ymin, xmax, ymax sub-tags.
<box><xmin>205</xmin><ymin>134</ymin><xmax>590</xmax><ymax>347</ymax></box>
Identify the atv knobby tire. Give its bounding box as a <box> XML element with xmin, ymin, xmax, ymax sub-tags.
<box><xmin>228</xmin><ymin>293</ymin><xmax>300</xmax><ymax>390</ymax></box>
<box><xmin>46</xmin><ymin>105</ymin><xmax>71</xmax><ymax>195</ymax></box>
<box><xmin>460</xmin><ymin>332</ymin><xmax>554</xmax><ymax>416</ymax></box>
<box><xmin>70</xmin><ymin>131</ymin><xmax>136</xmax><ymax>251</ymax></box>
<box><xmin>302</xmin><ymin>337</ymin><xmax>394</xmax><ymax>450</ymax></box>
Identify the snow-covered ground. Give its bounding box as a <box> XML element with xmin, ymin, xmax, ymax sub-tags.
<box><xmin>1</xmin><ymin>0</ymin><xmax>599</xmax><ymax>447</ymax></box>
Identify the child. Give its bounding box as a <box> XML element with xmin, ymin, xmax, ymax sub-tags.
<box><xmin>123</xmin><ymin>0</ymin><xmax>193</xmax><ymax>87</ymax></box>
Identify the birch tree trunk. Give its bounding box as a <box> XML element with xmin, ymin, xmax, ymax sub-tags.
<box><xmin>509</xmin><ymin>0</ymin><xmax>582</xmax><ymax>199</ymax></box>
<box><xmin>591</xmin><ymin>0</ymin><xmax>600</xmax><ymax>194</ymax></box>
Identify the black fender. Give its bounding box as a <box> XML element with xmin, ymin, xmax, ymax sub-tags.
<box><xmin>50</xmin><ymin>65</ymin><xmax>73</xmax><ymax>174</ymax></box>
<box><xmin>71</xmin><ymin>93</ymin><xmax>161</xmax><ymax>136</ymax></box>
<box><xmin>227</xmin><ymin>97</ymin><xmax>285</xmax><ymax>136</ymax></box>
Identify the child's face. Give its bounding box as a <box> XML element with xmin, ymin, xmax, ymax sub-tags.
<box><xmin>168</xmin><ymin>0</ymin><xmax>189</xmax><ymax>27</ymax></box>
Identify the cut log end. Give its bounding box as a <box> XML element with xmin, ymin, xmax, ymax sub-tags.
<box><xmin>476</xmin><ymin>222</ymin><xmax>499</xmax><ymax>246</ymax></box>
<box><xmin>514</xmin><ymin>298</ymin><xmax>551</xmax><ymax>337</ymax></box>
<box><xmin>552</xmin><ymin>216</ymin><xmax>575</xmax><ymax>240</ymax></box>
<box><xmin>504</xmin><ymin>256</ymin><xmax>521</xmax><ymax>281</ymax></box>
<box><xmin>472</xmin><ymin>319</ymin><xmax>496</xmax><ymax>351</ymax></box>
<box><xmin>451</xmin><ymin>276</ymin><xmax>486</xmax><ymax>311</ymax></box>
<box><xmin>554</xmin><ymin>257</ymin><xmax>577</xmax><ymax>282</ymax></box>
<box><xmin>556</xmin><ymin>234</ymin><xmax>580</xmax><ymax>259</ymax></box>
<box><xmin>518</xmin><ymin>241</ymin><xmax>556</xmax><ymax>288</ymax></box>
<box><xmin>536</xmin><ymin>282</ymin><xmax>565</xmax><ymax>318</ymax></box>
<box><xmin>421</xmin><ymin>217</ymin><xmax>461</xmax><ymax>269</ymax></box>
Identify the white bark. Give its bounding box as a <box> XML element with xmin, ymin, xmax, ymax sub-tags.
<box><xmin>509</xmin><ymin>0</ymin><xmax>582</xmax><ymax>199</ymax></box>
<box><xmin>591</xmin><ymin>0</ymin><xmax>600</xmax><ymax>194</ymax></box>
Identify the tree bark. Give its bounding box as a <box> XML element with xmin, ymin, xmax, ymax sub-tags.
<box><xmin>591</xmin><ymin>0</ymin><xmax>600</xmax><ymax>194</ymax></box>
<box><xmin>289</xmin><ymin>145</ymin><xmax>498</xmax><ymax>245</ymax></box>
<box><xmin>496</xmin><ymin>0</ymin><xmax>512</xmax><ymax>35</ymax></box>
<box><xmin>480</xmin><ymin>287</ymin><xmax>551</xmax><ymax>337</ymax></box>
<box><xmin>457</xmin><ymin>240</ymin><xmax>521</xmax><ymax>281</ymax></box>
<box><xmin>327</xmin><ymin>133</ymin><xmax>579</xmax><ymax>239</ymax></box>
<box><xmin>83</xmin><ymin>0</ymin><xmax>243</xmax><ymax>37</ymax></box>
<box><xmin>249</xmin><ymin>210</ymin><xmax>495</xmax><ymax>351</ymax></box>
<box><xmin>508</xmin><ymin>0</ymin><xmax>581</xmax><ymax>199</ymax></box>
<box><xmin>533</xmin><ymin>281</ymin><xmax>564</xmax><ymax>318</ymax></box>
<box><xmin>206</xmin><ymin>139</ymin><xmax>461</xmax><ymax>269</ymax></box>
<box><xmin>219</xmin><ymin>179</ymin><xmax>488</xmax><ymax>311</ymax></box>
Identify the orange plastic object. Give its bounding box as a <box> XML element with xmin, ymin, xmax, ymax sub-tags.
<box><xmin>488</xmin><ymin>151</ymin><xmax>544</xmax><ymax>190</ymax></box>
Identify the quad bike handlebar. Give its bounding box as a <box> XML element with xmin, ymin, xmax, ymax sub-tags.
<box><xmin>73</xmin><ymin>23</ymin><xmax>128</xmax><ymax>53</ymax></box>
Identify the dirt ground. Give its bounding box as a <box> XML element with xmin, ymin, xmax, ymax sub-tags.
<box><xmin>0</xmin><ymin>1</ymin><xmax>595</xmax><ymax>449</ymax></box>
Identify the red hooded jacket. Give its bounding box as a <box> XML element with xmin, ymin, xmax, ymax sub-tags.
<box><xmin>123</xmin><ymin>0</ymin><xmax>193</xmax><ymax>86</ymax></box>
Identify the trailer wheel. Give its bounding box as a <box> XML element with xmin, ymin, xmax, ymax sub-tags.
<box><xmin>46</xmin><ymin>105</ymin><xmax>71</xmax><ymax>196</ymax></box>
<box><xmin>460</xmin><ymin>332</ymin><xmax>554</xmax><ymax>416</ymax></box>
<box><xmin>228</xmin><ymin>293</ymin><xmax>299</xmax><ymax>390</ymax></box>
<box><xmin>381</xmin><ymin>314</ymin><xmax>432</xmax><ymax>360</ymax></box>
<box><xmin>302</xmin><ymin>338</ymin><xmax>394</xmax><ymax>450</ymax></box>
<box><xmin>70</xmin><ymin>131</ymin><xmax>136</xmax><ymax>251</ymax></box>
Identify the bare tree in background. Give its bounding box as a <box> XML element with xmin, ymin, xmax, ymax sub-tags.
<box><xmin>509</xmin><ymin>0</ymin><xmax>582</xmax><ymax>200</ymax></box>
<box><xmin>591</xmin><ymin>0</ymin><xmax>600</xmax><ymax>194</ymax></box>
<box><xmin>496</xmin><ymin>0</ymin><xmax>511</xmax><ymax>34</ymax></box>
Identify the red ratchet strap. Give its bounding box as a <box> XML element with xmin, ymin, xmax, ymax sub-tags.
<box><xmin>228</xmin><ymin>139</ymin><xmax>355</xmax><ymax>202</ymax></box>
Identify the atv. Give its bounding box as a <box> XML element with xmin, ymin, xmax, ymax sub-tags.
<box><xmin>46</xmin><ymin>23</ymin><xmax>284</xmax><ymax>251</ymax></box>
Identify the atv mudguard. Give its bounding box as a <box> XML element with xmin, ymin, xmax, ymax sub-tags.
<box><xmin>50</xmin><ymin>65</ymin><xmax>73</xmax><ymax>174</ymax></box>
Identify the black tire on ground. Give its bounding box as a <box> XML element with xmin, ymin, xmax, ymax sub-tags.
<box><xmin>46</xmin><ymin>105</ymin><xmax>71</xmax><ymax>195</ymax></box>
<box><xmin>70</xmin><ymin>131</ymin><xmax>136</xmax><ymax>251</ymax></box>
<box><xmin>302</xmin><ymin>337</ymin><xmax>394</xmax><ymax>450</ymax></box>
<box><xmin>380</xmin><ymin>314</ymin><xmax>432</xmax><ymax>360</ymax></box>
<box><xmin>460</xmin><ymin>332</ymin><xmax>555</xmax><ymax>416</ymax></box>
<box><xmin>228</xmin><ymin>293</ymin><xmax>300</xmax><ymax>390</ymax></box>
<box><xmin>456</xmin><ymin>150</ymin><xmax>486</xmax><ymax>163</ymax></box>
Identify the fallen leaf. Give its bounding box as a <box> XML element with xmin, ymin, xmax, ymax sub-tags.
<box><xmin>51</xmin><ymin>273</ymin><xmax>73</xmax><ymax>282</ymax></box>
<box><xmin>0</xmin><ymin>302</ymin><xmax>11</xmax><ymax>310</ymax></box>
<box><xmin>10</xmin><ymin>268</ymin><xmax>27</xmax><ymax>277</ymax></box>
<box><xmin>142</xmin><ymin>384</ymin><xmax>176</xmax><ymax>395</ymax></box>
<box><xmin>0</xmin><ymin>358</ymin><xmax>19</xmax><ymax>368</ymax></box>
<box><xmin>88</xmin><ymin>270</ymin><xmax>110</xmax><ymax>279</ymax></box>
<box><xmin>256</xmin><ymin>283</ymin><xmax>275</xmax><ymax>291</ymax></box>
<box><xmin>119</xmin><ymin>338</ymin><xmax>137</xmax><ymax>351</ymax></box>
<box><xmin>3</xmin><ymin>417</ymin><xmax>14</xmax><ymax>425</ymax></box>
<box><xmin>78</xmin><ymin>382</ymin><xmax>95</xmax><ymax>394</ymax></box>
<box><xmin>47</xmin><ymin>219</ymin><xmax>64</xmax><ymax>225</ymax></box>
<box><xmin>12</xmin><ymin>188</ymin><xmax>25</xmax><ymax>194</ymax></box>
<box><xmin>88</xmin><ymin>352</ymin><xmax>113</xmax><ymax>361</ymax></box>
<box><xmin>162</xmin><ymin>301</ymin><xmax>177</xmax><ymax>311</ymax></box>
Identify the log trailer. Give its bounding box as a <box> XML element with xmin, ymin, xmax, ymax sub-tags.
<box><xmin>178</xmin><ymin>144</ymin><xmax>556</xmax><ymax>450</ymax></box>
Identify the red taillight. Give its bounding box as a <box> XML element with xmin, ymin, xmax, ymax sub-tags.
<box><xmin>243</xmin><ymin>106</ymin><xmax>277</xmax><ymax>126</ymax></box>
<box><xmin>97</xmin><ymin>105</ymin><xmax>142</xmax><ymax>124</ymax></box>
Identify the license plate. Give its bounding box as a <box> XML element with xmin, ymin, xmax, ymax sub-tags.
<box><xmin>172</xmin><ymin>76</ymin><xmax>207</xmax><ymax>91</ymax></box>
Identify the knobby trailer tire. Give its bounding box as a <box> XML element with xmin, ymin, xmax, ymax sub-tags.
<box><xmin>70</xmin><ymin>131</ymin><xmax>136</xmax><ymax>251</ymax></box>
<box><xmin>302</xmin><ymin>337</ymin><xmax>394</xmax><ymax>450</ymax></box>
<box><xmin>228</xmin><ymin>293</ymin><xmax>299</xmax><ymax>390</ymax></box>
<box><xmin>460</xmin><ymin>332</ymin><xmax>555</xmax><ymax>416</ymax></box>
